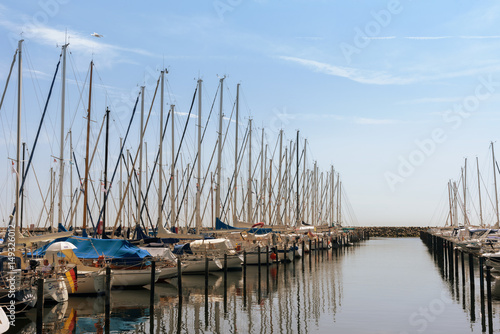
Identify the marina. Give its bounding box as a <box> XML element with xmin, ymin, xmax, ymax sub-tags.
<box><xmin>5</xmin><ymin>236</ymin><xmax>500</xmax><ymax>333</ymax></box>
<box><xmin>2</xmin><ymin>2</ymin><xmax>500</xmax><ymax>334</ymax></box>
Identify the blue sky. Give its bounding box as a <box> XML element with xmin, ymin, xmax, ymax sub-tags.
<box><xmin>1</xmin><ymin>0</ymin><xmax>500</xmax><ymax>227</ymax></box>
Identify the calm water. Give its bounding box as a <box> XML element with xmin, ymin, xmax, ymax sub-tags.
<box><xmin>8</xmin><ymin>238</ymin><xmax>500</xmax><ymax>333</ymax></box>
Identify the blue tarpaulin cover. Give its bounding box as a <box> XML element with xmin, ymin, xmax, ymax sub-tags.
<box><xmin>31</xmin><ymin>236</ymin><xmax>151</xmax><ymax>265</ymax></box>
<box><xmin>215</xmin><ymin>218</ymin><xmax>273</xmax><ymax>235</ymax></box>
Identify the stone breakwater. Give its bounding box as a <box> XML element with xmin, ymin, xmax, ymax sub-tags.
<box><xmin>355</xmin><ymin>226</ymin><xmax>429</xmax><ymax>238</ymax></box>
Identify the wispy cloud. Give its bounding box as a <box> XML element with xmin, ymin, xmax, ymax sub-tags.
<box><xmin>404</xmin><ymin>36</ymin><xmax>452</xmax><ymax>40</ymax></box>
<box><xmin>278</xmin><ymin>56</ymin><xmax>414</xmax><ymax>85</ymax></box>
<box><xmin>279</xmin><ymin>55</ymin><xmax>500</xmax><ymax>86</ymax></box>
<box><xmin>354</xmin><ymin>118</ymin><xmax>401</xmax><ymax>125</ymax></box>
<box><xmin>363</xmin><ymin>36</ymin><xmax>396</xmax><ymax>40</ymax></box>
<box><xmin>0</xmin><ymin>17</ymin><xmax>159</xmax><ymax>67</ymax></box>
<box><xmin>396</xmin><ymin>97</ymin><xmax>463</xmax><ymax>105</ymax></box>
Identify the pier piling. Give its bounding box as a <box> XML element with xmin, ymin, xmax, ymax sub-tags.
<box><xmin>177</xmin><ymin>258</ymin><xmax>183</xmax><ymax>300</ymax></box>
<box><xmin>150</xmin><ymin>260</ymin><xmax>155</xmax><ymax>305</ymax></box>
<box><xmin>36</xmin><ymin>278</ymin><xmax>44</xmax><ymax>334</ymax></box>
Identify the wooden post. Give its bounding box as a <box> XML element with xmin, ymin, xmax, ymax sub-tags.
<box><xmin>36</xmin><ymin>278</ymin><xmax>44</xmax><ymax>333</ymax></box>
<box><xmin>243</xmin><ymin>250</ymin><xmax>247</xmax><ymax>307</ymax></box>
<box><xmin>486</xmin><ymin>265</ymin><xmax>493</xmax><ymax>331</ymax></box>
<box><xmin>150</xmin><ymin>261</ymin><xmax>155</xmax><ymax>305</ymax></box>
<box><xmin>469</xmin><ymin>253</ymin><xmax>475</xmax><ymax>295</ymax></box>
<box><xmin>177</xmin><ymin>258</ymin><xmax>183</xmax><ymax>301</ymax></box>
<box><xmin>223</xmin><ymin>253</ymin><xmax>227</xmax><ymax>313</ymax></box>
<box><xmin>105</xmin><ymin>266</ymin><xmax>111</xmax><ymax>332</ymax></box>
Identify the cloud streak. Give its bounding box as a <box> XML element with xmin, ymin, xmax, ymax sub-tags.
<box><xmin>279</xmin><ymin>56</ymin><xmax>415</xmax><ymax>85</ymax></box>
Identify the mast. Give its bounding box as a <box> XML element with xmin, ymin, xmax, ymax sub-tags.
<box><xmin>277</xmin><ymin>129</ymin><xmax>283</xmax><ymax>225</ymax></box>
<box><xmin>159</xmin><ymin>71</ymin><xmax>165</xmax><ymax>230</ymax></box>
<box><xmin>20</xmin><ymin>143</ymin><xmax>26</xmax><ymax>229</ymax></box>
<box><xmin>69</xmin><ymin>130</ymin><xmax>74</xmax><ymax>229</ymax></box>
<box><xmin>15</xmin><ymin>39</ymin><xmax>23</xmax><ymax>235</ymax></box>
<box><xmin>215</xmin><ymin>77</ymin><xmax>224</xmax><ymax>220</ymax></box>
<box><xmin>448</xmin><ymin>180</ymin><xmax>453</xmax><ymax>226</ymax></box>
<box><xmin>170</xmin><ymin>104</ymin><xmax>176</xmax><ymax>227</ymax></box>
<box><xmin>463</xmin><ymin>159</ymin><xmax>467</xmax><ymax>226</ymax></box>
<box><xmin>82</xmin><ymin>60</ymin><xmax>93</xmax><ymax>234</ymax></box>
<box><xmin>302</xmin><ymin>139</ymin><xmax>306</xmax><ymax>223</ymax></box>
<box><xmin>233</xmin><ymin>83</ymin><xmax>239</xmax><ymax>225</ymax></box>
<box><xmin>492</xmin><ymin>142</ymin><xmax>499</xmax><ymax>228</ymax></box>
<box><xmin>260</xmin><ymin>127</ymin><xmax>264</xmax><ymax>221</ymax></box>
<box><xmin>247</xmin><ymin>118</ymin><xmax>252</xmax><ymax>223</ymax></box>
<box><xmin>296</xmin><ymin>131</ymin><xmax>299</xmax><ymax>226</ymax></box>
<box><xmin>137</xmin><ymin>86</ymin><xmax>145</xmax><ymax>228</ymax></box>
<box><xmin>196</xmin><ymin>78</ymin><xmax>202</xmax><ymax>233</ymax></box>
<box><xmin>102</xmin><ymin>107</ymin><xmax>110</xmax><ymax>238</ymax></box>
<box><xmin>476</xmin><ymin>157</ymin><xmax>483</xmax><ymax>227</ymax></box>
<box><xmin>58</xmin><ymin>43</ymin><xmax>68</xmax><ymax>227</ymax></box>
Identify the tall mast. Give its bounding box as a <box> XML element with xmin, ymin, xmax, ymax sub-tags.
<box><xmin>159</xmin><ymin>71</ymin><xmax>165</xmax><ymax>230</ymax></box>
<box><xmin>196</xmin><ymin>78</ymin><xmax>202</xmax><ymax>233</ymax></box>
<box><xmin>302</xmin><ymin>139</ymin><xmax>306</xmax><ymax>222</ymax></box>
<box><xmin>58</xmin><ymin>43</ymin><xmax>68</xmax><ymax>227</ymax></box>
<box><xmin>69</xmin><ymin>130</ymin><xmax>74</xmax><ymax>229</ymax></box>
<box><xmin>463</xmin><ymin>159</ymin><xmax>467</xmax><ymax>226</ymax></box>
<box><xmin>492</xmin><ymin>142</ymin><xmax>499</xmax><ymax>228</ymax></box>
<box><xmin>233</xmin><ymin>83</ymin><xmax>239</xmax><ymax>225</ymax></box>
<box><xmin>170</xmin><ymin>104</ymin><xmax>176</xmax><ymax>227</ymax></box>
<box><xmin>260</xmin><ymin>127</ymin><xmax>264</xmax><ymax>221</ymax></box>
<box><xmin>296</xmin><ymin>131</ymin><xmax>299</xmax><ymax>226</ymax></box>
<box><xmin>82</xmin><ymin>61</ymin><xmax>93</xmax><ymax>233</ymax></box>
<box><xmin>447</xmin><ymin>180</ymin><xmax>453</xmax><ymax>226</ymax></box>
<box><xmin>476</xmin><ymin>157</ymin><xmax>483</xmax><ymax>227</ymax></box>
<box><xmin>247</xmin><ymin>118</ymin><xmax>252</xmax><ymax>223</ymax></box>
<box><xmin>137</xmin><ymin>86</ymin><xmax>145</xmax><ymax>229</ymax></box>
<box><xmin>14</xmin><ymin>39</ymin><xmax>23</xmax><ymax>235</ymax></box>
<box><xmin>277</xmin><ymin>129</ymin><xmax>283</xmax><ymax>225</ymax></box>
<box><xmin>215</xmin><ymin>77</ymin><xmax>224</xmax><ymax>220</ymax></box>
<box><xmin>102</xmin><ymin>107</ymin><xmax>110</xmax><ymax>237</ymax></box>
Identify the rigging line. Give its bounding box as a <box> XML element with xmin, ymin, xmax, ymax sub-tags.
<box><xmin>0</xmin><ymin>49</ymin><xmax>17</xmax><ymax>113</ymax></box>
<box><xmin>160</xmin><ymin>85</ymin><xmax>197</xmax><ymax>212</ymax></box>
<box><xmin>4</xmin><ymin>57</ymin><xmax>61</xmax><ymax>233</ymax></box>
<box><xmin>72</xmin><ymin>152</ymin><xmax>95</xmax><ymax>229</ymax></box>
<box><xmin>95</xmin><ymin>94</ymin><xmax>140</xmax><ymax>227</ymax></box>
<box><xmin>138</xmin><ymin>108</ymin><xmax>170</xmax><ymax>222</ymax></box>
<box><xmin>122</xmin><ymin>152</ymin><xmax>148</xmax><ymax>232</ymax></box>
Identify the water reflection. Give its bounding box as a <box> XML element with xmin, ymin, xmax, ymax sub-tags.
<box><xmin>13</xmin><ymin>238</ymin><xmax>500</xmax><ymax>333</ymax></box>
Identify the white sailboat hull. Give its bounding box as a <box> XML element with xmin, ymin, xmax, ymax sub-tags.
<box><xmin>44</xmin><ymin>277</ymin><xmax>68</xmax><ymax>303</ymax></box>
<box><xmin>65</xmin><ymin>270</ymin><xmax>111</xmax><ymax>295</ymax></box>
<box><xmin>112</xmin><ymin>269</ymin><xmax>161</xmax><ymax>288</ymax></box>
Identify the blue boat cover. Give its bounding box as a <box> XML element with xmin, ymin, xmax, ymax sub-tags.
<box><xmin>31</xmin><ymin>236</ymin><xmax>152</xmax><ymax>265</ymax></box>
<box><xmin>58</xmin><ymin>223</ymin><xmax>68</xmax><ymax>232</ymax></box>
<box><xmin>172</xmin><ymin>243</ymin><xmax>193</xmax><ymax>255</ymax></box>
<box><xmin>215</xmin><ymin>218</ymin><xmax>273</xmax><ymax>235</ymax></box>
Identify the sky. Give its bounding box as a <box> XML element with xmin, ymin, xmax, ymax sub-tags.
<box><xmin>1</xmin><ymin>1</ymin><xmax>500</xmax><ymax>227</ymax></box>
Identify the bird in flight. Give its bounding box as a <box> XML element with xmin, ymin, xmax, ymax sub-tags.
<box><xmin>91</xmin><ymin>32</ymin><xmax>103</xmax><ymax>38</ymax></box>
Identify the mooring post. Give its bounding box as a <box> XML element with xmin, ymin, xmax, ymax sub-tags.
<box><xmin>469</xmin><ymin>253</ymin><xmax>475</xmax><ymax>295</ymax></box>
<box><xmin>105</xmin><ymin>265</ymin><xmax>111</xmax><ymax>333</ymax></box>
<box><xmin>258</xmin><ymin>245</ymin><xmax>261</xmax><ymax>277</ymax></box>
<box><xmin>293</xmin><ymin>241</ymin><xmax>296</xmax><ymax>262</ymax></box>
<box><xmin>461</xmin><ymin>251</ymin><xmax>465</xmax><ymax>285</ymax></box>
<box><xmin>454</xmin><ymin>247</ymin><xmax>459</xmax><ymax>279</ymax></box>
<box><xmin>150</xmin><ymin>261</ymin><xmax>156</xmax><ymax>305</ymax></box>
<box><xmin>243</xmin><ymin>250</ymin><xmax>247</xmax><ymax>307</ymax></box>
<box><xmin>284</xmin><ymin>241</ymin><xmax>288</xmax><ymax>264</ymax></box>
<box><xmin>302</xmin><ymin>240</ymin><xmax>305</xmax><ymax>264</ymax></box>
<box><xmin>486</xmin><ymin>265</ymin><xmax>493</xmax><ymax>331</ymax></box>
<box><xmin>204</xmin><ymin>253</ymin><xmax>209</xmax><ymax>310</ymax></box>
<box><xmin>36</xmin><ymin>277</ymin><xmax>44</xmax><ymax>333</ymax></box>
<box><xmin>449</xmin><ymin>241</ymin><xmax>454</xmax><ymax>280</ymax></box>
<box><xmin>223</xmin><ymin>253</ymin><xmax>228</xmax><ymax>313</ymax></box>
<box><xmin>479</xmin><ymin>257</ymin><xmax>485</xmax><ymax>305</ymax></box>
<box><xmin>177</xmin><ymin>258</ymin><xmax>183</xmax><ymax>301</ymax></box>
